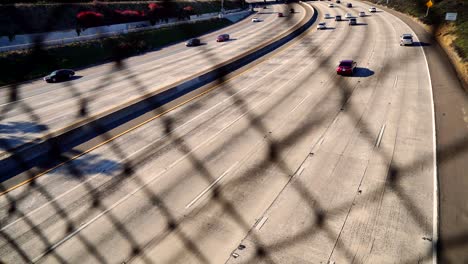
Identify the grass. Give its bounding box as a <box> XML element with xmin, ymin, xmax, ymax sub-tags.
<box><xmin>0</xmin><ymin>18</ymin><xmax>232</xmax><ymax>86</ymax></box>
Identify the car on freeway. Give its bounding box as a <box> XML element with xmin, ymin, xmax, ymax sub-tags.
<box><xmin>290</xmin><ymin>8</ymin><xmax>295</xmax><ymax>13</ymax></box>
<box><xmin>349</xmin><ymin>18</ymin><xmax>357</xmax><ymax>25</ymax></box>
<box><xmin>186</xmin><ymin>38</ymin><xmax>201</xmax><ymax>47</ymax></box>
<box><xmin>317</xmin><ymin>22</ymin><xmax>327</xmax><ymax>30</ymax></box>
<box><xmin>336</xmin><ymin>0</ymin><xmax>341</xmax><ymax>3</ymax></box>
<box><xmin>328</xmin><ymin>3</ymin><xmax>334</xmax><ymax>7</ymax></box>
<box><xmin>369</xmin><ymin>7</ymin><xmax>377</xmax><ymax>12</ymax></box>
<box><xmin>216</xmin><ymin>34</ymin><xmax>230</xmax><ymax>42</ymax></box>
<box><xmin>252</xmin><ymin>17</ymin><xmax>261</xmax><ymax>22</ymax></box>
<box><xmin>359</xmin><ymin>11</ymin><xmax>366</xmax><ymax>17</ymax></box>
<box><xmin>336</xmin><ymin>60</ymin><xmax>357</xmax><ymax>75</ymax></box>
<box><xmin>400</xmin><ymin>33</ymin><xmax>414</xmax><ymax>46</ymax></box>
<box><xmin>346</xmin><ymin>2</ymin><xmax>352</xmax><ymax>7</ymax></box>
<box><xmin>324</xmin><ymin>13</ymin><xmax>332</xmax><ymax>19</ymax></box>
<box><xmin>345</xmin><ymin>13</ymin><xmax>353</xmax><ymax>18</ymax></box>
<box><xmin>335</xmin><ymin>15</ymin><xmax>342</xmax><ymax>21</ymax></box>
<box><xmin>44</xmin><ymin>69</ymin><xmax>75</xmax><ymax>83</ymax></box>
<box><xmin>278</xmin><ymin>12</ymin><xmax>284</xmax><ymax>17</ymax></box>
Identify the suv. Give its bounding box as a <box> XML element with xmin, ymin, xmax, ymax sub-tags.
<box><xmin>400</xmin><ymin>34</ymin><xmax>414</xmax><ymax>46</ymax></box>
<box><xmin>346</xmin><ymin>3</ymin><xmax>352</xmax><ymax>7</ymax></box>
<box><xmin>335</xmin><ymin>15</ymin><xmax>342</xmax><ymax>21</ymax></box>
<box><xmin>349</xmin><ymin>18</ymin><xmax>357</xmax><ymax>25</ymax></box>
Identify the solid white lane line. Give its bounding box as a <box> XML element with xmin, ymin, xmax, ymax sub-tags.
<box><xmin>375</xmin><ymin>124</ymin><xmax>386</xmax><ymax>148</ymax></box>
<box><xmin>185</xmin><ymin>162</ymin><xmax>239</xmax><ymax>209</ymax></box>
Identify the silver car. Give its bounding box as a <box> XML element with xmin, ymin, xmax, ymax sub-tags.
<box><xmin>400</xmin><ymin>34</ymin><xmax>414</xmax><ymax>46</ymax></box>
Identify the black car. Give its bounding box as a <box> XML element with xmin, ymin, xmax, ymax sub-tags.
<box><xmin>349</xmin><ymin>18</ymin><xmax>357</xmax><ymax>25</ymax></box>
<box><xmin>346</xmin><ymin>3</ymin><xmax>352</xmax><ymax>7</ymax></box>
<box><xmin>44</xmin><ymin>69</ymin><xmax>75</xmax><ymax>83</ymax></box>
<box><xmin>186</xmin><ymin>38</ymin><xmax>201</xmax><ymax>47</ymax></box>
<box><xmin>290</xmin><ymin>8</ymin><xmax>295</xmax><ymax>13</ymax></box>
<box><xmin>335</xmin><ymin>15</ymin><xmax>342</xmax><ymax>21</ymax></box>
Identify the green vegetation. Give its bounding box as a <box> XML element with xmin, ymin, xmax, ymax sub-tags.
<box><xmin>367</xmin><ymin>0</ymin><xmax>466</xmax><ymax>61</ymax></box>
<box><xmin>0</xmin><ymin>18</ymin><xmax>232</xmax><ymax>86</ymax></box>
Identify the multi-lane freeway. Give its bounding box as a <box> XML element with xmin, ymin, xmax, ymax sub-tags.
<box><xmin>0</xmin><ymin>0</ymin><xmax>444</xmax><ymax>263</ymax></box>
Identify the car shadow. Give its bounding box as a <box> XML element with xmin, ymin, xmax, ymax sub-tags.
<box><xmin>52</xmin><ymin>75</ymin><xmax>83</xmax><ymax>83</ymax></box>
<box><xmin>353</xmin><ymin>23</ymin><xmax>368</xmax><ymax>26</ymax></box>
<box><xmin>322</xmin><ymin>27</ymin><xmax>336</xmax><ymax>30</ymax></box>
<box><xmin>409</xmin><ymin>42</ymin><xmax>431</xmax><ymax>47</ymax></box>
<box><xmin>352</xmin><ymin>67</ymin><xmax>374</xmax><ymax>77</ymax></box>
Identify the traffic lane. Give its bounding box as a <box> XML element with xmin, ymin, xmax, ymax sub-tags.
<box><xmin>226</xmin><ymin>1</ymin><xmax>434</xmax><ymax>263</ymax></box>
<box><xmin>0</xmin><ymin>2</ymin><xmax>322</xmax><ymax>233</ymax></box>
<box><xmin>364</xmin><ymin>2</ymin><xmax>468</xmax><ymax>262</ymax></box>
<box><xmin>0</xmin><ymin>4</ymin><xmax>307</xmax><ymax>152</ymax></box>
<box><xmin>0</xmin><ymin>4</ymin><xmax>330</xmax><ymax>262</ymax></box>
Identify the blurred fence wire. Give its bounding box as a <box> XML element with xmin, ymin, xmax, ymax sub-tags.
<box><xmin>0</xmin><ymin>0</ymin><xmax>467</xmax><ymax>263</ymax></box>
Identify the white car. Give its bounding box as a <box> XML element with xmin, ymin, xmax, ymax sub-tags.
<box><xmin>252</xmin><ymin>17</ymin><xmax>261</xmax><ymax>22</ymax></box>
<box><xmin>328</xmin><ymin>3</ymin><xmax>334</xmax><ymax>7</ymax></box>
<box><xmin>359</xmin><ymin>11</ymin><xmax>366</xmax><ymax>17</ymax></box>
<box><xmin>324</xmin><ymin>13</ymin><xmax>332</xmax><ymax>19</ymax></box>
<box><xmin>345</xmin><ymin>13</ymin><xmax>353</xmax><ymax>18</ymax></box>
<box><xmin>317</xmin><ymin>22</ymin><xmax>327</xmax><ymax>30</ymax></box>
<box><xmin>400</xmin><ymin>33</ymin><xmax>414</xmax><ymax>46</ymax></box>
<box><xmin>369</xmin><ymin>7</ymin><xmax>377</xmax><ymax>12</ymax></box>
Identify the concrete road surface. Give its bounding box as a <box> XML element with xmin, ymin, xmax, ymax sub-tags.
<box><xmin>0</xmin><ymin>3</ymin><xmax>305</xmax><ymax>153</ymax></box>
<box><xmin>0</xmin><ymin>1</ymin><xmax>436</xmax><ymax>263</ymax></box>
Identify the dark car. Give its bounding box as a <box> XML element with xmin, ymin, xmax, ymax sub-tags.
<box><xmin>44</xmin><ymin>69</ymin><xmax>75</xmax><ymax>83</ymax></box>
<box><xmin>336</xmin><ymin>0</ymin><xmax>341</xmax><ymax>3</ymax></box>
<box><xmin>349</xmin><ymin>18</ymin><xmax>357</xmax><ymax>25</ymax></box>
<box><xmin>278</xmin><ymin>12</ymin><xmax>284</xmax><ymax>17</ymax></box>
<box><xmin>335</xmin><ymin>15</ymin><xmax>342</xmax><ymax>21</ymax></box>
<box><xmin>290</xmin><ymin>8</ymin><xmax>295</xmax><ymax>13</ymax></box>
<box><xmin>336</xmin><ymin>60</ymin><xmax>357</xmax><ymax>75</ymax></box>
<box><xmin>216</xmin><ymin>34</ymin><xmax>230</xmax><ymax>42</ymax></box>
<box><xmin>186</xmin><ymin>38</ymin><xmax>201</xmax><ymax>47</ymax></box>
<box><xmin>346</xmin><ymin>3</ymin><xmax>352</xmax><ymax>7</ymax></box>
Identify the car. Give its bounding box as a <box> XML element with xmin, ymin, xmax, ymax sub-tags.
<box><xmin>400</xmin><ymin>33</ymin><xmax>414</xmax><ymax>46</ymax></box>
<box><xmin>346</xmin><ymin>3</ymin><xmax>352</xmax><ymax>7</ymax></box>
<box><xmin>369</xmin><ymin>7</ymin><xmax>377</xmax><ymax>12</ymax></box>
<box><xmin>336</xmin><ymin>60</ymin><xmax>357</xmax><ymax>75</ymax></box>
<box><xmin>335</xmin><ymin>15</ymin><xmax>342</xmax><ymax>21</ymax></box>
<box><xmin>186</xmin><ymin>38</ymin><xmax>201</xmax><ymax>47</ymax></box>
<box><xmin>278</xmin><ymin>12</ymin><xmax>284</xmax><ymax>17</ymax></box>
<box><xmin>359</xmin><ymin>11</ymin><xmax>366</xmax><ymax>17</ymax></box>
<box><xmin>328</xmin><ymin>3</ymin><xmax>334</xmax><ymax>7</ymax></box>
<box><xmin>290</xmin><ymin>8</ymin><xmax>295</xmax><ymax>13</ymax></box>
<box><xmin>252</xmin><ymin>17</ymin><xmax>261</xmax><ymax>22</ymax></box>
<box><xmin>345</xmin><ymin>13</ymin><xmax>353</xmax><ymax>18</ymax></box>
<box><xmin>216</xmin><ymin>34</ymin><xmax>230</xmax><ymax>42</ymax></box>
<box><xmin>44</xmin><ymin>69</ymin><xmax>75</xmax><ymax>83</ymax></box>
<box><xmin>324</xmin><ymin>13</ymin><xmax>332</xmax><ymax>19</ymax></box>
<box><xmin>349</xmin><ymin>18</ymin><xmax>357</xmax><ymax>25</ymax></box>
<box><xmin>317</xmin><ymin>22</ymin><xmax>327</xmax><ymax>30</ymax></box>
<box><xmin>336</xmin><ymin>0</ymin><xmax>341</xmax><ymax>3</ymax></box>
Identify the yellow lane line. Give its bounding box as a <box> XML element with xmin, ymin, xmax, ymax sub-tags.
<box><xmin>0</xmin><ymin>8</ymin><xmax>316</xmax><ymax>197</ymax></box>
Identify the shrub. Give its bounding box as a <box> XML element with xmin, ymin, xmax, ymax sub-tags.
<box><xmin>76</xmin><ymin>11</ymin><xmax>104</xmax><ymax>28</ymax></box>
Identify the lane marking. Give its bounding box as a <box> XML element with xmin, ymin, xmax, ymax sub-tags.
<box><xmin>0</xmin><ymin>6</ymin><xmax>320</xmax><ymax>197</ymax></box>
<box><xmin>255</xmin><ymin>216</ymin><xmax>269</xmax><ymax>231</ymax></box>
<box><xmin>185</xmin><ymin>162</ymin><xmax>239</xmax><ymax>209</ymax></box>
<box><xmin>374</xmin><ymin>124</ymin><xmax>386</xmax><ymax>148</ymax></box>
<box><xmin>362</xmin><ymin>2</ymin><xmax>438</xmax><ymax>262</ymax></box>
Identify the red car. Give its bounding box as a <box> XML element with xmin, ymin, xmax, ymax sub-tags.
<box><xmin>336</xmin><ymin>60</ymin><xmax>357</xmax><ymax>75</ymax></box>
<box><xmin>278</xmin><ymin>12</ymin><xmax>284</xmax><ymax>17</ymax></box>
<box><xmin>216</xmin><ymin>34</ymin><xmax>230</xmax><ymax>42</ymax></box>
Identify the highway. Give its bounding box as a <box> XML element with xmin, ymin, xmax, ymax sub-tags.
<box><xmin>0</xmin><ymin>3</ymin><xmax>305</xmax><ymax>153</ymax></box>
<box><xmin>0</xmin><ymin>1</ymin><xmax>437</xmax><ymax>263</ymax></box>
